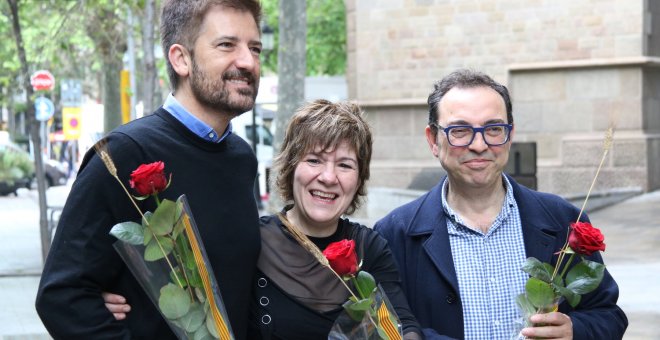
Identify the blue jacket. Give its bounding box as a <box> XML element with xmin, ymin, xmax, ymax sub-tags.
<box><xmin>374</xmin><ymin>176</ymin><xmax>627</xmax><ymax>339</ymax></box>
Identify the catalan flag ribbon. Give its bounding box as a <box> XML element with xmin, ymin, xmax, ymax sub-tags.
<box><xmin>328</xmin><ymin>285</ymin><xmax>403</xmax><ymax>339</ymax></box>
<box><xmin>182</xmin><ymin>211</ymin><xmax>232</xmax><ymax>340</ymax></box>
<box><xmin>111</xmin><ymin>194</ymin><xmax>235</xmax><ymax>340</ymax></box>
<box><xmin>377</xmin><ymin>302</ymin><xmax>402</xmax><ymax>340</ymax></box>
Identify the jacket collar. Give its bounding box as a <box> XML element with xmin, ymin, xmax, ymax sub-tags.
<box><xmin>405</xmin><ymin>174</ymin><xmax>566</xmax><ymax>291</ymax></box>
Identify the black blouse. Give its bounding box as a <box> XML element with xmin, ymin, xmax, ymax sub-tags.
<box><xmin>247</xmin><ymin>214</ymin><xmax>421</xmax><ymax>339</ymax></box>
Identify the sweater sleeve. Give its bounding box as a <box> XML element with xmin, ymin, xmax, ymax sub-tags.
<box><xmin>35</xmin><ymin>132</ymin><xmax>147</xmax><ymax>339</ymax></box>
<box><xmin>356</xmin><ymin>224</ymin><xmax>423</xmax><ymax>337</ymax></box>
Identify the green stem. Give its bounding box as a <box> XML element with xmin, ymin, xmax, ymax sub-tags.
<box><xmin>350</xmin><ymin>276</ymin><xmax>365</xmax><ymax>299</ymax></box>
<box><xmin>349</xmin><ymin>276</ymin><xmax>380</xmax><ymax>333</ymax></box>
<box><xmin>551</xmin><ymin>248</ymin><xmax>567</xmax><ymax>281</ymax></box>
<box><xmin>558</xmin><ymin>253</ymin><xmax>575</xmax><ymax>280</ymax></box>
<box><xmin>172</xmin><ymin>235</ymin><xmax>194</xmax><ymax>300</ymax></box>
<box><xmin>553</xmin><ymin>129</ymin><xmax>612</xmax><ymax>281</ymax></box>
<box><xmin>329</xmin><ymin>270</ymin><xmax>359</xmax><ymax>301</ymax></box>
<box><xmin>111</xmin><ymin>176</ymin><xmax>183</xmax><ymax>289</ymax></box>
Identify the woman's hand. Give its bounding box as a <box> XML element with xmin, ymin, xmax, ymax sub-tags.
<box><xmin>102</xmin><ymin>292</ymin><xmax>131</xmax><ymax>320</ymax></box>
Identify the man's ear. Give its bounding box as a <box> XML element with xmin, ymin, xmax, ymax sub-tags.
<box><xmin>168</xmin><ymin>44</ymin><xmax>191</xmax><ymax>78</ymax></box>
<box><xmin>425</xmin><ymin>125</ymin><xmax>440</xmax><ymax>158</ymax></box>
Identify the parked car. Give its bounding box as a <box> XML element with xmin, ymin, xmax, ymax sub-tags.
<box><xmin>44</xmin><ymin>159</ymin><xmax>69</xmax><ymax>187</ymax></box>
<box><xmin>0</xmin><ymin>138</ymin><xmax>69</xmax><ymax>196</ymax></box>
<box><xmin>0</xmin><ymin>140</ymin><xmax>34</xmax><ymax>196</ymax></box>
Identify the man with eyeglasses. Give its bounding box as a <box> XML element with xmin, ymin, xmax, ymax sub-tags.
<box><xmin>375</xmin><ymin>69</ymin><xmax>627</xmax><ymax>339</ymax></box>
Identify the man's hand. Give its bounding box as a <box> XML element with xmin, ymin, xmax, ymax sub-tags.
<box><xmin>102</xmin><ymin>292</ymin><xmax>131</xmax><ymax>321</ymax></box>
<box><xmin>520</xmin><ymin>312</ymin><xmax>572</xmax><ymax>339</ymax></box>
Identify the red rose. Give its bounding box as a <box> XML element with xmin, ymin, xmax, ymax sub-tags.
<box><xmin>129</xmin><ymin>161</ymin><xmax>168</xmax><ymax>196</ymax></box>
<box><xmin>568</xmin><ymin>221</ymin><xmax>606</xmax><ymax>256</ymax></box>
<box><xmin>323</xmin><ymin>239</ymin><xmax>358</xmax><ymax>277</ymax></box>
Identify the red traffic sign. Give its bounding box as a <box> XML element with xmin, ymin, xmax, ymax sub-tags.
<box><xmin>30</xmin><ymin>70</ymin><xmax>55</xmax><ymax>91</ymax></box>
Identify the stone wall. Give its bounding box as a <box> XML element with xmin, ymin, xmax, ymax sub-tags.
<box><xmin>347</xmin><ymin>0</ymin><xmax>660</xmax><ymax>195</ymax></box>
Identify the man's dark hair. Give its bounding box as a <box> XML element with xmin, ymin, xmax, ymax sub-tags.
<box><xmin>160</xmin><ymin>0</ymin><xmax>262</xmax><ymax>90</ymax></box>
<box><xmin>427</xmin><ymin>69</ymin><xmax>513</xmax><ymax>127</ymax></box>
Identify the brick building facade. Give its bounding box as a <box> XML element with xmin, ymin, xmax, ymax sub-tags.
<box><xmin>346</xmin><ymin>0</ymin><xmax>660</xmax><ymax>196</ymax></box>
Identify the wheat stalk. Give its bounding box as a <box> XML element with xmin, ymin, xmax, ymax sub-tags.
<box><xmin>551</xmin><ymin>125</ymin><xmax>615</xmax><ymax>281</ymax></box>
<box><xmin>94</xmin><ymin>140</ymin><xmax>144</xmax><ymax>221</ymax></box>
<box><xmin>93</xmin><ymin>140</ymin><xmax>184</xmax><ymax>288</ymax></box>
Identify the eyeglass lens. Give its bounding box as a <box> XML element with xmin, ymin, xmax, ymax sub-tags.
<box><xmin>447</xmin><ymin>125</ymin><xmax>510</xmax><ymax>146</ymax></box>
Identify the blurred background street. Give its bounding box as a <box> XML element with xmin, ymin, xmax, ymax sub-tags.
<box><xmin>1</xmin><ymin>183</ymin><xmax>659</xmax><ymax>339</ymax></box>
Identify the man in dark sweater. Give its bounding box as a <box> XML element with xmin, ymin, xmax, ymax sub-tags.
<box><xmin>35</xmin><ymin>1</ymin><xmax>263</xmax><ymax>339</ymax></box>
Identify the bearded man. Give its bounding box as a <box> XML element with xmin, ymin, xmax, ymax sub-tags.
<box><xmin>36</xmin><ymin>1</ymin><xmax>264</xmax><ymax>339</ymax></box>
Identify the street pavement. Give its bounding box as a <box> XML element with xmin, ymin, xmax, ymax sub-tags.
<box><xmin>0</xmin><ymin>183</ymin><xmax>658</xmax><ymax>339</ymax></box>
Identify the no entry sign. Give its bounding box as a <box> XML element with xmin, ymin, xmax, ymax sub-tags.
<box><xmin>31</xmin><ymin>70</ymin><xmax>55</xmax><ymax>91</ymax></box>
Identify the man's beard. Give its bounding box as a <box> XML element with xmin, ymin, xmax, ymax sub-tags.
<box><xmin>189</xmin><ymin>57</ymin><xmax>258</xmax><ymax>116</ymax></box>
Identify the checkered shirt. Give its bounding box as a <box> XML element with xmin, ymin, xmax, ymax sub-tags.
<box><xmin>441</xmin><ymin>176</ymin><xmax>529</xmax><ymax>340</ymax></box>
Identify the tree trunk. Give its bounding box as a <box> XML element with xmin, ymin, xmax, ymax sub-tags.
<box><xmin>102</xmin><ymin>57</ymin><xmax>124</xmax><ymax>133</ymax></box>
<box><xmin>274</xmin><ymin>0</ymin><xmax>306</xmax><ymax>150</ymax></box>
<box><xmin>85</xmin><ymin>4</ymin><xmax>127</xmax><ymax>133</ymax></box>
<box><xmin>269</xmin><ymin>0</ymin><xmax>306</xmax><ymax>211</ymax></box>
<box><xmin>7</xmin><ymin>82</ymin><xmax>16</xmax><ymax>139</ymax></box>
<box><xmin>141</xmin><ymin>0</ymin><xmax>157</xmax><ymax>115</ymax></box>
<box><xmin>7</xmin><ymin>0</ymin><xmax>50</xmax><ymax>262</ymax></box>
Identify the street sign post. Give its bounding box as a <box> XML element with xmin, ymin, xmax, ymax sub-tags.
<box><xmin>62</xmin><ymin>107</ymin><xmax>82</xmax><ymax>140</ymax></box>
<box><xmin>61</xmin><ymin>79</ymin><xmax>82</xmax><ymax>107</ymax></box>
<box><xmin>30</xmin><ymin>70</ymin><xmax>55</xmax><ymax>92</ymax></box>
<box><xmin>35</xmin><ymin>97</ymin><xmax>55</xmax><ymax>122</ymax></box>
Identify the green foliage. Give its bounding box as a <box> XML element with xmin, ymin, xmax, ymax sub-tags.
<box><xmin>144</xmin><ymin>235</ymin><xmax>173</xmax><ymax>261</ymax></box>
<box><xmin>0</xmin><ymin>143</ymin><xmax>33</xmax><ymax>184</ymax></box>
<box><xmin>354</xmin><ymin>270</ymin><xmax>377</xmax><ymax>299</ymax></box>
<box><xmin>178</xmin><ymin>302</ymin><xmax>205</xmax><ymax>333</ymax></box>
<box><xmin>109</xmin><ymin>221</ymin><xmax>144</xmax><ymax>245</ymax></box>
<box><xmin>261</xmin><ymin>0</ymin><xmax>346</xmax><ymax>75</ymax></box>
<box><xmin>150</xmin><ymin>199</ymin><xmax>177</xmax><ymax>235</ymax></box>
<box><xmin>520</xmin><ymin>254</ymin><xmax>606</xmax><ymax>310</ymax></box>
<box><xmin>565</xmin><ymin>259</ymin><xmax>605</xmax><ymax>295</ymax></box>
<box><xmin>110</xmin><ymin>195</ymin><xmax>223</xmax><ymax>338</ymax></box>
<box><xmin>158</xmin><ymin>283</ymin><xmax>191</xmax><ymax>319</ymax></box>
<box><xmin>525</xmin><ymin>277</ymin><xmax>556</xmax><ymax>308</ymax></box>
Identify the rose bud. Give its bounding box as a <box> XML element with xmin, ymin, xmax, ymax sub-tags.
<box><xmin>129</xmin><ymin>161</ymin><xmax>168</xmax><ymax>196</ymax></box>
<box><xmin>323</xmin><ymin>239</ymin><xmax>358</xmax><ymax>277</ymax></box>
<box><xmin>568</xmin><ymin>221</ymin><xmax>606</xmax><ymax>256</ymax></box>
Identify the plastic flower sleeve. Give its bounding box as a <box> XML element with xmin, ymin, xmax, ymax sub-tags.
<box><xmin>111</xmin><ymin>194</ymin><xmax>233</xmax><ymax>340</ymax></box>
<box><xmin>328</xmin><ymin>284</ymin><xmax>403</xmax><ymax>340</ymax></box>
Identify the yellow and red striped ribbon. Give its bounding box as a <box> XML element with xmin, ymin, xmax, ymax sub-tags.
<box><xmin>377</xmin><ymin>302</ymin><xmax>402</xmax><ymax>340</ymax></box>
<box><xmin>183</xmin><ymin>214</ymin><xmax>232</xmax><ymax>340</ymax></box>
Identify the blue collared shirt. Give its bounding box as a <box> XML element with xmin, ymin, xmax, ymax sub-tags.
<box><xmin>441</xmin><ymin>175</ymin><xmax>529</xmax><ymax>340</ymax></box>
<box><xmin>162</xmin><ymin>93</ymin><xmax>232</xmax><ymax>143</ymax></box>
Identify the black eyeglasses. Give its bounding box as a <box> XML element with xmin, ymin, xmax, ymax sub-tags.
<box><xmin>430</xmin><ymin>123</ymin><xmax>513</xmax><ymax>147</ymax></box>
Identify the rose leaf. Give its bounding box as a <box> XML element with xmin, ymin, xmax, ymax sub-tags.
<box><xmin>525</xmin><ymin>277</ymin><xmax>557</xmax><ymax>308</ymax></box>
<box><xmin>158</xmin><ymin>283</ymin><xmax>191</xmax><ymax>319</ymax></box>
<box><xmin>178</xmin><ymin>302</ymin><xmax>205</xmax><ymax>333</ymax></box>
<box><xmin>355</xmin><ymin>271</ymin><xmax>377</xmax><ymax>299</ymax></box>
<box><xmin>193</xmin><ymin>323</ymin><xmax>212</xmax><ymax>340</ymax></box>
<box><xmin>554</xmin><ymin>284</ymin><xmax>581</xmax><ymax>307</ymax></box>
<box><xmin>521</xmin><ymin>257</ymin><xmax>552</xmax><ymax>282</ymax></box>
<box><xmin>150</xmin><ymin>199</ymin><xmax>177</xmax><ymax>235</ymax></box>
<box><xmin>566</xmin><ymin>260</ymin><xmax>605</xmax><ymax>294</ymax></box>
<box><xmin>142</xmin><ymin>211</ymin><xmax>153</xmax><ymax>245</ymax></box>
<box><xmin>342</xmin><ymin>299</ymin><xmax>367</xmax><ymax>322</ymax></box>
<box><xmin>515</xmin><ymin>293</ymin><xmax>537</xmax><ymax>318</ymax></box>
<box><xmin>144</xmin><ymin>236</ymin><xmax>174</xmax><ymax>261</ymax></box>
<box><xmin>109</xmin><ymin>222</ymin><xmax>144</xmax><ymax>245</ymax></box>
<box><xmin>205</xmin><ymin>312</ymin><xmax>219</xmax><ymax>338</ymax></box>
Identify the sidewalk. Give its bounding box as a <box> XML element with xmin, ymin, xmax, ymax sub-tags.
<box><xmin>0</xmin><ymin>184</ymin><xmax>658</xmax><ymax>339</ymax></box>
<box><xmin>0</xmin><ymin>184</ymin><xmax>69</xmax><ymax>340</ymax></box>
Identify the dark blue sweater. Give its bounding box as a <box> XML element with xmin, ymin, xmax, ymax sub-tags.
<box><xmin>37</xmin><ymin>108</ymin><xmax>261</xmax><ymax>339</ymax></box>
